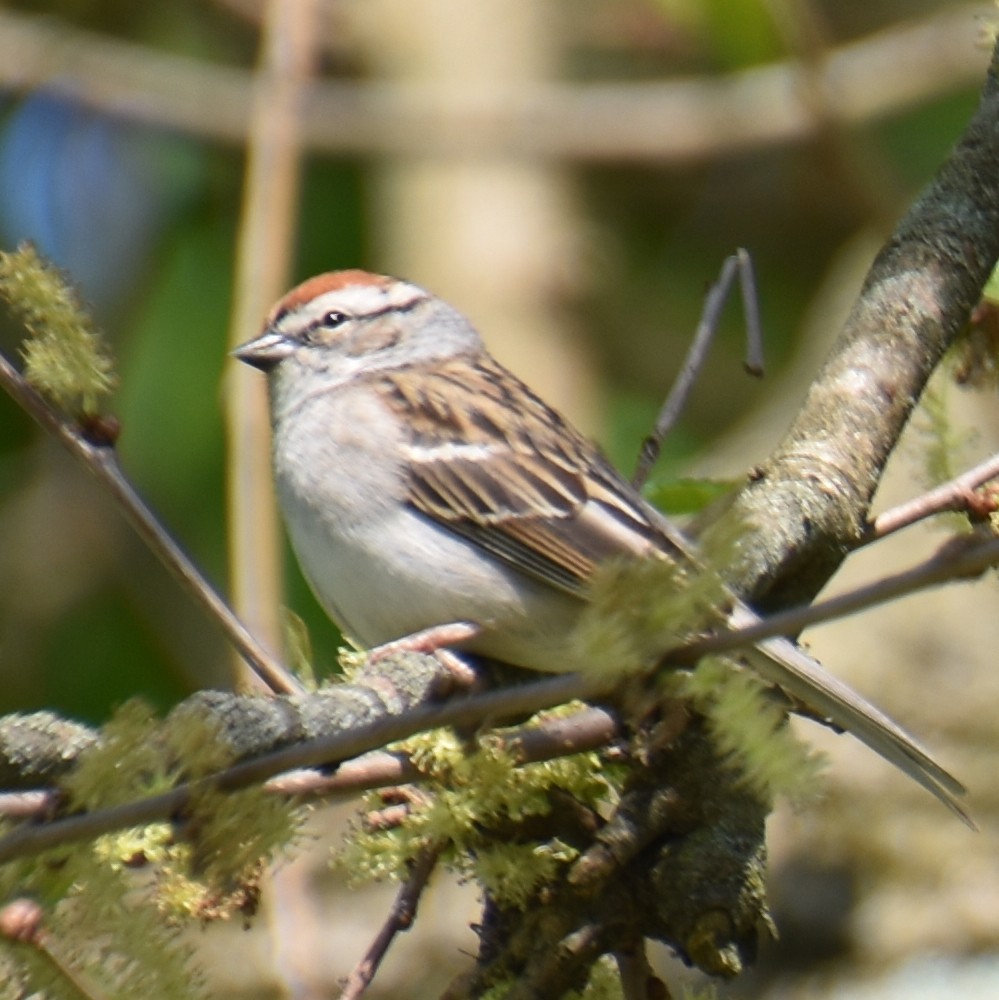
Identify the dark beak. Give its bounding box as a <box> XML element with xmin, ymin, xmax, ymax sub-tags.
<box><xmin>232</xmin><ymin>330</ymin><xmax>294</xmax><ymax>373</ymax></box>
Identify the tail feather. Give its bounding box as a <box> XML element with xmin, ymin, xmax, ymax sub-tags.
<box><xmin>746</xmin><ymin>632</ymin><xmax>972</xmax><ymax>827</ymax></box>
<box><xmin>633</xmin><ymin>507</ymin><xmax>969</xmax><ymax>823</ymax></box>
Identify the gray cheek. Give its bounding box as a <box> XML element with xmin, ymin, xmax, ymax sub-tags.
<box><xmin>272</xmin><ymin>384</ymin><xmax>408</xmax><ymax>526</ymax></box>
<box><xmin>344</xmin><ymin>321</ymin><xmax>402</xmax><ymax>357</ymax></box>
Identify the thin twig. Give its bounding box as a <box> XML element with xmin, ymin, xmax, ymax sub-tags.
<box><xmin>863</xmin><ymin>450</ymin><xmax>999</xmax><ymax>542</ymax></box>
<box><xmin>339</xmin><ymin>844</ymin><xmax>442</xmax><ymax>999</ymax></box>
<box><xmin>680</xmin><ymin>532</ymin><xmax>999</xmax><ymax>662</ymax></box>
<box><xmin>633</xmin><ymin>248</ymin><xmax>761</xmax><ymax>488</ymax></box>
<box><xmin>0</xmin><ymin>791</ymin><xmax>54</xmax><ymax>819</ymax></box>
<box><xmin>265</xmin><ymin>705</ymin><xmax>618</xmax><ymax>799</ymax></box>
<box><xmin>737</xmin><ymin>247</ymin><xmax>764</xmax><ymax>376</ymax></box>
<box><xmin>0</xmin><ymin>350</ymin><xmax>302</xmax><ymax>696</ymax></box>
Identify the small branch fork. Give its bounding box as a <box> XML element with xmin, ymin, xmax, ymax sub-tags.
<box><xmin>863</xmin><ymin>449</ymin><xmax>999</xmax><ymax>542</ymax></box>
<box><xmin>633</xmin><ymin>248</ymin><xmax>763</xmax><ymax>489</ymax></box>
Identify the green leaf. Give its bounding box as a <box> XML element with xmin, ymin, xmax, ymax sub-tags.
<box><xmin>644</xmin><ymin>476</ymin><xmax>739</xmax><ymax>516</ymax></box>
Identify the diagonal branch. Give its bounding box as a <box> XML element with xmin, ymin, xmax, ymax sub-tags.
<box><xmin>0</xmin><ymin>350</ymin><xmax>302</xmax><ymax>696</ymax></box>
<box><xmin>716</xmin><ymin>45</ymin><xmax>999</xmax><ymax>610</ymax></box>
<box><xmin>339</xmin><ymin>844</ymin><xmax>442</xmax><ymax>999</ymax></box>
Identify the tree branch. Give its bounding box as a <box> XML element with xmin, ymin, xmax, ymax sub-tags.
<box><xmin>339</xmin><ymin>844</ymin><xmax>442</xmax><ymax>1000</ymax></box>
<box><xmin>0</xmin><ymin>350</ymin><xmax>302</xmax><ymax>696</ymax></box>
<box><xmin>863</xmin><ymin>449</ymin><xmax>999</xmax><ymax>541</ymax></box>
<box><xmin>716</xmin><ymin>43</ymin><xmax>999</xmax><ymax>609</ymax></box>
<box><xmin>0</xmin><ymin>666</ymin><xmax>596</xmax><ymax>865</ymax></box>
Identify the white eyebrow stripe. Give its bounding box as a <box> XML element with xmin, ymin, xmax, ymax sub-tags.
<box><xmin>314</xmin><ymin>283</ymin><xmax>425</xmax><ymax>318</ymax></box>
<box><xmin>274</xmin><ymin>282</ymin><xmax>429</xmax><ymax>334</ymax></box>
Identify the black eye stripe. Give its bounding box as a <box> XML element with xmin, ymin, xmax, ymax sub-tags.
<box><xmin>295</xmin><ymin>294</ymin><xmax>427</xmax><ymax>343</ymax></box>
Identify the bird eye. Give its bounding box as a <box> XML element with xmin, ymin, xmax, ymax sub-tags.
<box><xmin>298</xmin><ymin>309</ymin><xmax>349</xmax><ymax>346</ymax></box>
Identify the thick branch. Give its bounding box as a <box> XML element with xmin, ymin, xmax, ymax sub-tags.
<box><xmin>717</xmin><ymin>47</ymin><xmax>999</xmax><ymax>609</ymax></box>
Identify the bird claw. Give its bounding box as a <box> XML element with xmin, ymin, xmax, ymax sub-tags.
<box><xmin>366</xmin><ymin>622</ymin><xmax>483</xmax><ymax>689</ymax></box>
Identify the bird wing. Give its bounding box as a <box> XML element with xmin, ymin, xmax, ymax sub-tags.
<box><xmin>377</xmin><ymin>354</ymin><xmax>675</xmax><ymax>597</ymax></box>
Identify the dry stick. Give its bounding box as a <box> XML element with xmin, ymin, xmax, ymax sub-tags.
<box><xmin>862</xmin><ymin>450</ymin><xmax>999</xmax><ymax>543</ymax></box>
<box><xmin>225</xmin><ymin>0</ymin><xmax>319</xmax><ymax>683</ymax></box>
<box><xmin>738</xmin><ymin>248</ymin><xmax>765</xmax><ymax>375</ymax></box>
<box><xmin>632</xmin><ymin>248</ymin><xmax>761</xmax><ymax>489</ymax></box>
<box><xmin>339</xmin><ymin>844</ymin><xmax>442</xmax><ymax>1000</ymax></box>
<box><xmin>0</xmin><ymin>350</ymin><xmax>302</xmax><ymax>696</ymax></box>
<box><xmin>267</xmin><ymin>705</ymin><xmax>618</xmax><ymax>799</ymax></box>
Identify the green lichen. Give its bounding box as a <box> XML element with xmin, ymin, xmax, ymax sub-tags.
<box><xmin>336</xmin><ymin>711</ymin><xmax>617</xmax><ymax>909</ymax></box>
<box><xmin>0</xmin><ymin>243</ymin><xmax>116</xmax><ymax>415</ymax></box>
<box><xmin>681</xmin><ymin>657</ymin><xmax>825</xmax><ymax>804</ymax></box>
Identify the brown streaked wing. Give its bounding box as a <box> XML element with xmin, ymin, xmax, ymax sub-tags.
<box><xmin>377</xmin><ymin>356</ymin><xmax>668</xmax><ymax>597</ymax></box>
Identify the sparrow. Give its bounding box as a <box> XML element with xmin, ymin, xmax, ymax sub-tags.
<box><xmin>234</xmin><ymin>269</ymin><xmax>968</xmax><ymax>821</ymax></box>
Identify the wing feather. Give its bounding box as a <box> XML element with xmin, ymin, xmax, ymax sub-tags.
<box><xmin>375</xmin><ymin>355</ymin><xmax>664</xmax><ymax>595</ymax></box>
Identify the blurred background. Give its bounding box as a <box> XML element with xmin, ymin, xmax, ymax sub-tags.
<box><xmin>0</xmin><ymin>1</ymin><xmax>997</xmax><ymax>997</ymax></box>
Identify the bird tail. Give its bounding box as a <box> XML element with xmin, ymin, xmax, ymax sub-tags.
<box><xmin>741</xmin><ymin>627</ymin><xmax>972</xmax><ymax>827</ymax></box>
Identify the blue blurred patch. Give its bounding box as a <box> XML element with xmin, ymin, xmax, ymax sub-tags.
<box><xmin>0</xmin><ymin>91</ymin><xmax>198</xmax><ymax>318</ymax></box>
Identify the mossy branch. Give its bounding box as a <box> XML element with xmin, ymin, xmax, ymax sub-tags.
<box><xmin>0</xmin><ymin>243</ymin><xmax>116</xmax><ymax>418</ymax></box>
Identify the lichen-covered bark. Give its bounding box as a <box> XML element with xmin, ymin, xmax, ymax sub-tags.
<box><xmin>716</xmin><ymin>48</ymin><xmax>999</xmax><ymax>610</ymax></box>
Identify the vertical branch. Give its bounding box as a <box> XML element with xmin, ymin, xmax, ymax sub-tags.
<box><xmin>224</xmin><ymin>0</ymin><xmax>320</xmax><ymax>687</ymax></box>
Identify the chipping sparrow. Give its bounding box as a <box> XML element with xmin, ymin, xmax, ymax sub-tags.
<box><xmin>235</xmin><ymin>269</ymin><xmax>967</xmax><ymax>820</ymax></box>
